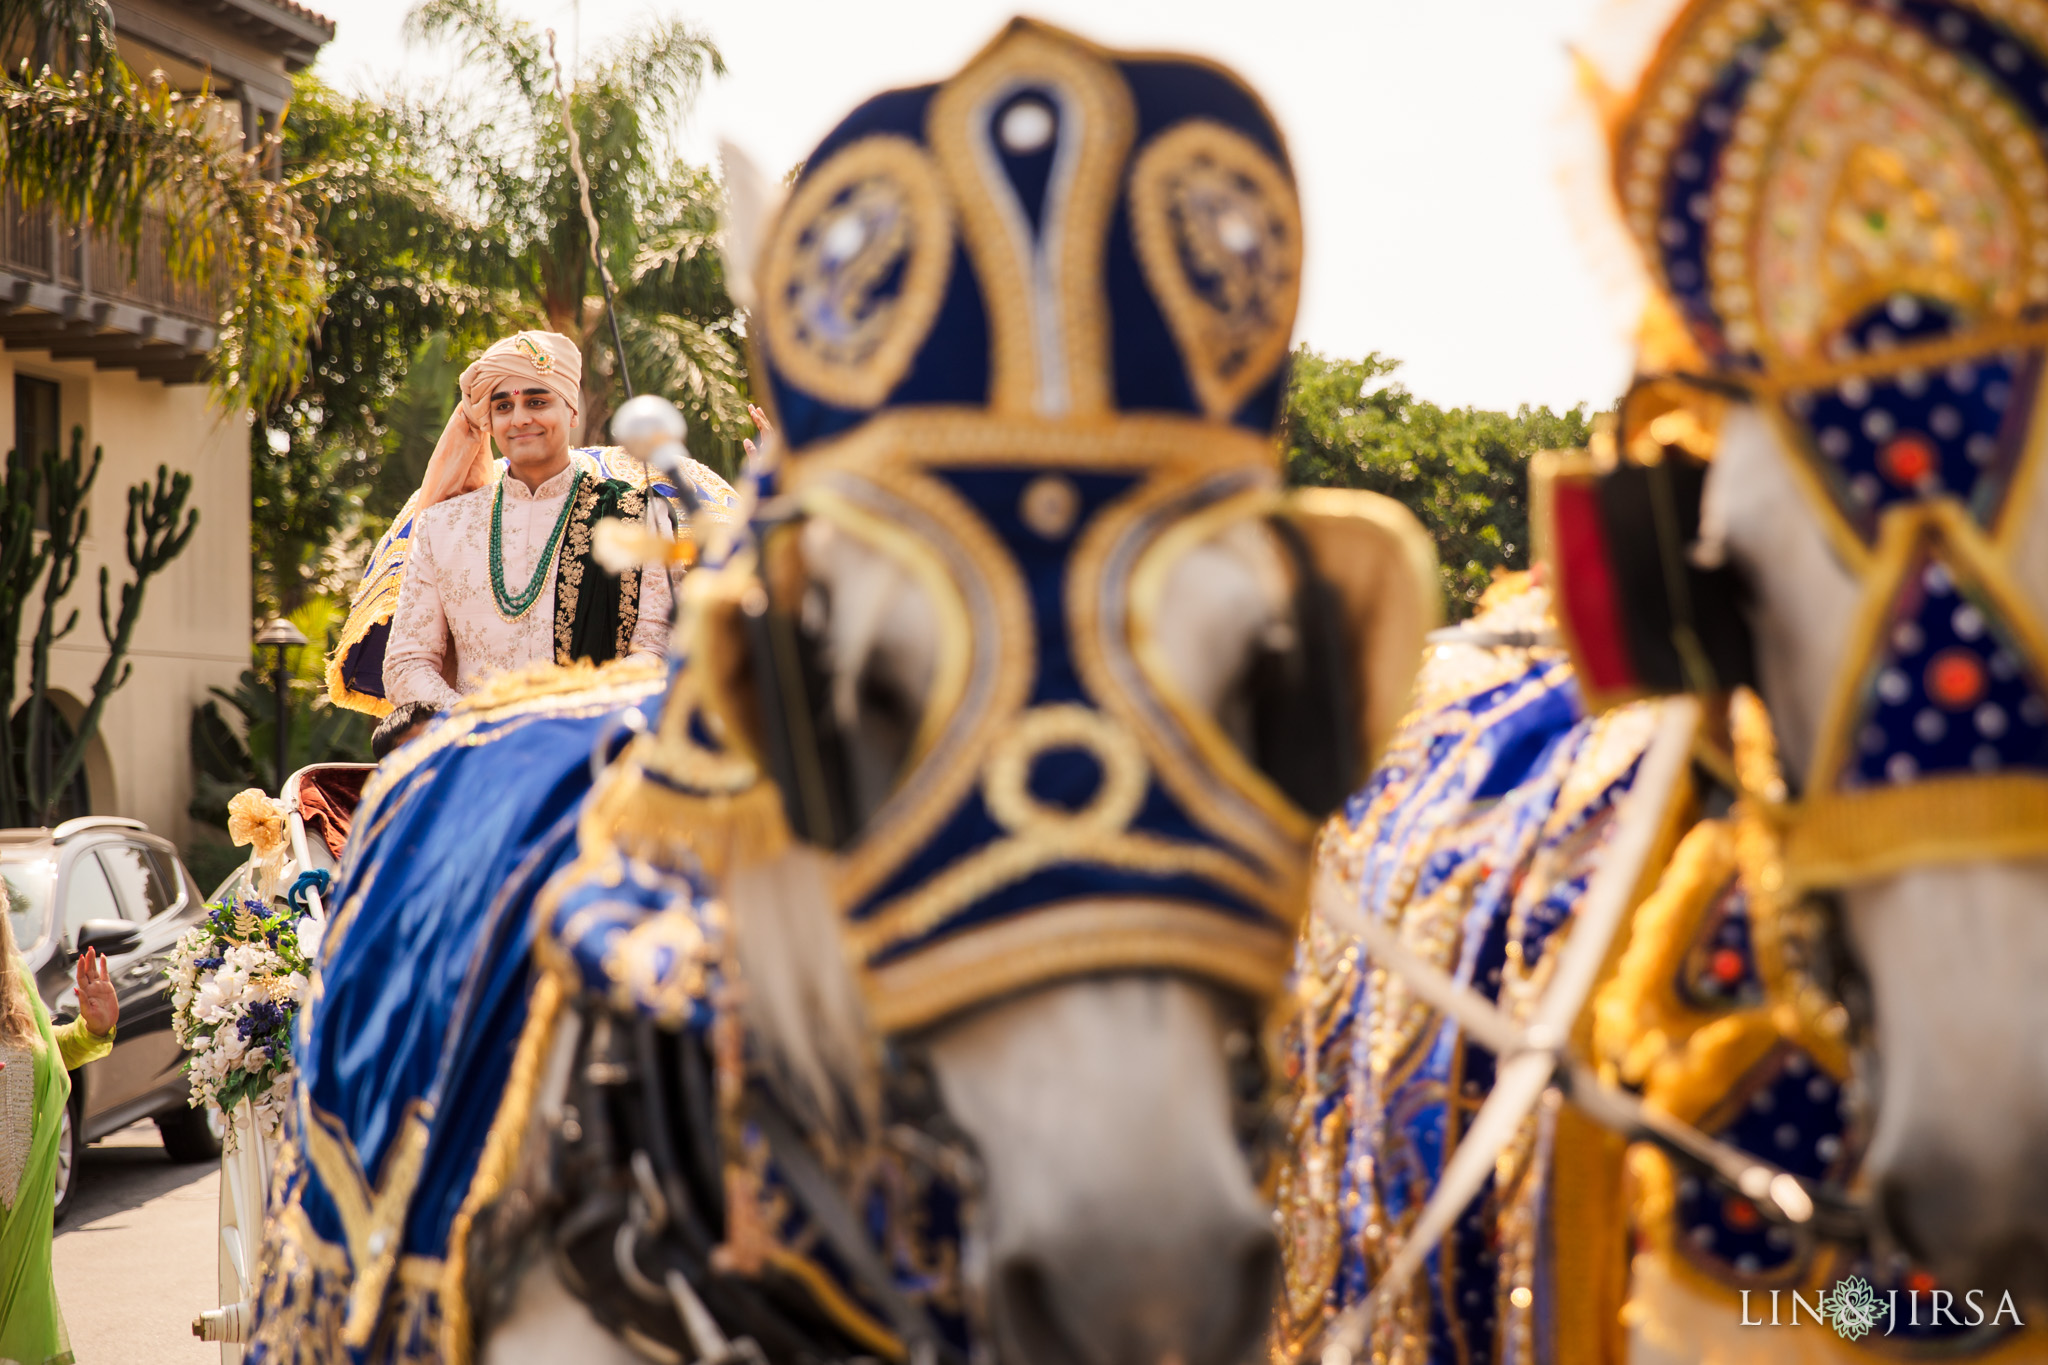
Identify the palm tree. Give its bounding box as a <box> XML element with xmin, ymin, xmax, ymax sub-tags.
<box><xmin>255</xmin><ymin>75</ymin><xmax>512</xmax><ymax>611</ymax></box>
<box><xmin>0</xmin><ymin>0</ymin><xmax>327</xmax><ymax>408</ymax></box>
<box><xmin>402</xmin><ymin>0</ymin><xmax>751</xmax><ymax>466</ymax></box>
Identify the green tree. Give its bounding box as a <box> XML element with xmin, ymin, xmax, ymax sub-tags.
<box><xmin>1282</xmin><ymin>348</ymin><xmax>1598</xmax><ymax>619</ymax></box>
<box><xmin>189</xmin><ymin>599</ymin><xmax>373</xmax><ymax>830</ymax></box>
<box><xmin>254</xmin><ymin>76</ymin><xmax>505</xmax><ymax>613</ymax></box>
<box><xmin>0</xmin><ymin>0</ymin><xmax>325</xmax><ymax>409</ymax></box>
<box><xmin>403</xmin><ymin>0</ymin><xmax>752</xmax><ymax>467</ymax></box>
<box><xmin>368</xmin><ymin>330</ymin><xmax>466</xmax><ymax>520</ymax></box>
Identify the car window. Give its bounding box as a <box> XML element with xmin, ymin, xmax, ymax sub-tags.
<box><xmin>61</xmin><ymin>853</ymin><xmax>122</xmax><ymax>943</ymax></box>
<box><xmin>165</xmin><ymin>853</ymin><xmax>202</xmax><ymax>913</ymax></box>
<box><xmin>0</xmin><ymin>856</ymin><xmax>54</xmax><ymax>953</ymax></box>
<box><xmin>100</xmin><ymin>842</ymin><xmax>174</xmax><ymax>922</ymax></box>
<box><xmin>152</xmin><ymin>848</ymin><xmax>198</xmax><ymax>919</ymax></box>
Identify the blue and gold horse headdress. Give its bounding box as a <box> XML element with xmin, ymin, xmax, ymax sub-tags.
<box><xmin>632</xmin><ymin>19</ymin><xmax>1439</xmax><ymax>1032</ymax></box>
<box><xmin>1536</xmin><ymin>0</ymin><xmax>2048</xmax><ymax>890</ymax></box>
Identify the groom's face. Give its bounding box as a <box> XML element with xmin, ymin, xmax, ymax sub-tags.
<box><xmin>489</xmin><ymin>387</ymin><xmax>573</xmax><ymax>469</ymax></box>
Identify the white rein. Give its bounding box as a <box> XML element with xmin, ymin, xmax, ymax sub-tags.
<box><xmin>1312</xmin><ymin>695</ymin><xmax>1860</xmax><ymax>1365</ymax></box>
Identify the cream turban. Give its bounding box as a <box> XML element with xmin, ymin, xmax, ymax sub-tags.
<box><xmin>418</xmin><ymin>331</ymin><xmax>585</xmax><ymax>509</ymax></box>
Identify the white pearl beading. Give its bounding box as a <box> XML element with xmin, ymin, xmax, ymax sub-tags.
<box><xmin>1617</xmin><ymin>0</ymin><xmax>2048</xmax><ymax>365</ymax></box>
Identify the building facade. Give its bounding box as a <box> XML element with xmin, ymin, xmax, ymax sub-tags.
<box><xmin>3</xmin><ymin>0</ymin><xmax>333</xmax><ymax>845</ymax></box>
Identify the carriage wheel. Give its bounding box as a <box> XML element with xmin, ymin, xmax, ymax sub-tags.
<box><xmin>197</xmin><ymin>1100</ymin><xmax>269</xmax><ymax>1361</ymax></box>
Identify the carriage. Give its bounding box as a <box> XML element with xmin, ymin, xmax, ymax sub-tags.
<box><xmin>189</xmin><ymin>762</ymin><xmax>371</xmax><ymax>1361</ymax></box>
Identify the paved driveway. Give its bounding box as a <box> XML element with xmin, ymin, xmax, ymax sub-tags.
<box><xmin>52</xmin><ymin>1121</ymin><xmax>219</xmax><ymax>1364</ymax></box>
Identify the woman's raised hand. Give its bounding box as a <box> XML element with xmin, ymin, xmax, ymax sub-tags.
<box><xmin>75</xmin><ymin>948</ymin><xmax>117</xmax><ymax>1036</ymax></box>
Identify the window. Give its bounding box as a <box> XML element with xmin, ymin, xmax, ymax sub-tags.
<box><xmin>7</xmin><ymin>702</ymin><xmax>90</xmax><ymax>824</ymax></box>
<box><xmin>158</xmin><ymin>849</ymin><xmax>199</xmax><ymax>917</ymax></box>
<box><xmin>61</xmin><ymin>851</ymin><xmax>120</xmax><ymax>943</ymax></box>
<box><xmin>99</xmin><ymin>842</ymin><xmax>174</xmax><ymax>921</ymax></box>
<box><xmin>13</xmin><ymin>374</ymin><xmax>58</xmax><ymax>531</ymax></box>
<box><xmin>0</xmin><ymin>855</ymin><xmax>54</xmax><ymax>953</ymax></box>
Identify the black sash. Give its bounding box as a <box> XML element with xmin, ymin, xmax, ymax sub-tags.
<box><xmin>553</xmin><ymin>476</ymin><xmax>649</xmax><ymax>666</ymax></box>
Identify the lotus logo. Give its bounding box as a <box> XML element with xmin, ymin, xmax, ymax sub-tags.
<box><xmin>1816</xmin><ymin>1276</ymin><xmax>1883</xmax><ymax>1341</ymax></box>
<box><xmin>1741</xmin><ymin>1275</ymin><xmax>2024</xmax><ymax>1334</ymax></box>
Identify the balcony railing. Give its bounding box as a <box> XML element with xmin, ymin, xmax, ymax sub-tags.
<box><xmin>0</xmin><ymin>187</ymin><xmax>220</xmax><ymax>383</ymax></box>
<box><xmin>0</xmin><ymin>187</ymin><xmax>51</xmax><ymax>279</ymax></box>
<box><xmin>0</xmin><ymin>189</ymin><xmax>221</xmax><ymax>325</ymax></box>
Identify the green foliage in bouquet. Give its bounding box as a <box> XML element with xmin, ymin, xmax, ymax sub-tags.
<box><xmin>165</xmin><ymin>892</ymin><xmax>317</xmax><ymax>1142</ymax></box>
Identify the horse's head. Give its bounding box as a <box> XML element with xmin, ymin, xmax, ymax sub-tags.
<box><xmin>1552</xmin><ymin>0</ymin><xmax>2048</xmax><ymax>1298</ymax></box>
<box><xmin>1702</xmin><ymin>393</ymin><xmax>2048</xmax><ymax>1297</ymax></box>
<box><xmin>641</xmin><ymin>23</ymin><xmax>1436</xmax><ymax>1364</ymax></box>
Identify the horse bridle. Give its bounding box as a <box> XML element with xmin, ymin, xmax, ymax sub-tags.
<box><xmin>499</xmin><ymin>969</ymin><xmax>1291</xmax><ymax>1365</ymax></box>
<box><xmin>466</xmin><ymin>990</ymin><xmax>989</xmax><ymax>1365</ymax></box>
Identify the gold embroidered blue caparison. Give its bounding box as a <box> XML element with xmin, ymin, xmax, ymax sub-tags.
<box><xmin>1536</xmin><ymin>0</ymin><xmax>2048</xmax><ymax>893</ymax></box>
<box><xmin>247</xmin><ymin>656</ymin><xmax>680</xmax><ymax>1365</ymax></box>
<box><xmin>1270</xmin><ymin>580</ymin><xmax>1678</xmax><ymax>1365</ymax></box>
<box><xmin>642</xmin><ymin>18</ymin><xmax>1440</xmax><ymax>1033</ymax></box>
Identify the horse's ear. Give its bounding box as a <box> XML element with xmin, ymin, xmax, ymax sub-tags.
<box><xmin>719</xmin><ymin>139</ymin><xmax>785</xmax><ymax>316</ymax></box>
<box><xmin>1272</xmin><ymin>487</ymin><xmax>1440</xmax><ymax>796</ymax></box>
<box><xmin>1531</xmin><ymin>445</ymin><xmax>1756</xmax><ymax>714</ymax></box>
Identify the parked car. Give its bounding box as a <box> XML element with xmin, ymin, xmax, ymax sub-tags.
<box><xmin>0</xmin><ymin>815</ymin><xmax>223</xmax><ymax>1222</ymax></box>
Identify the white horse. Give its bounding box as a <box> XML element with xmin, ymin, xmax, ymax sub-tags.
<box><xmin>487</xmin><ymin>517</ymin><xmax>1306</xmax><ymax>1365</ymax></box>
<box><xmin>1613</xmin><ymin>403</ymin><xmax>2048</xmax><ymax>1362</ymax></box>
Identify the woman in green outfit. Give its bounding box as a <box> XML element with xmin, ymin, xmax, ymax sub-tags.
<box><xmin>0</xmin><ymin>902</ymin><xmax>118</xmax><ymax>1365</ymax></box>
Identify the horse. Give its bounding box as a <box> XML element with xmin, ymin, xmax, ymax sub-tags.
<box><xmin>472</xmin><ymin>477</ymin><xmax>1384</xmax><ymax>1365</ymax></box>
<box><xmin>243</xmin><ymin>20</ymin><xmax>1440</xmax><ymax>1365</ymax></box>
<box><xmin>1270</xmin><ymin>0</ymin><xmax>2048</xmax><ymax>1359</ymax></box>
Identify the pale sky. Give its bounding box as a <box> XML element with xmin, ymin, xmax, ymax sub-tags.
<box><xmin>308</xmin><ymin>0</ymin><xmax>1641</xmax><ymax>414</ymax></box>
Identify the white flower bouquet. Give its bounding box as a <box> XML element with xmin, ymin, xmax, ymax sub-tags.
<box><xmin>166</xmin><ymin>892</ymin><xmax>315</xmax><ymax>1146</ymax></box>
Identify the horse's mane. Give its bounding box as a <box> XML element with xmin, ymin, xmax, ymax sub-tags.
<box><xmin>726</xmin><ymin>846</ymin><xmax>878</xmax><ymax>1144</ymax></box>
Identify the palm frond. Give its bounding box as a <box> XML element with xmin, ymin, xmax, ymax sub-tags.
<box><xmin>0</xmin><ymin>68</ymin><xmax>325</xmax><ymax>407</ymax></box>
<box><xmin>612</xmin><ymin>308</ymin><xmax>749</xmax><ymax>473</ymax></box>
<box><xmin>0</xmin><ymin>0</ymin><xmax>116</xmax><ymax>81</ymax></box>
<box><xmin>584</xmin><ymin>18</ymin><xmax>724</xmax><ymax>134</ymax></box>
<box><xmin>403</xmin><ymin>0</ymin><xmax>547</xmax><ymax>108</ymax></box>
<box><xmin>629</xmin><ymin>231</ymin><xmax>729</xmax><ymax>330</ymax></box>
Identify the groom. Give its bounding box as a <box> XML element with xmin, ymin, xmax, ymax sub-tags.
<box><xmin>375</xmin><ymin>331</ymin><xmax>671</xmax><ymax>755</ymax></box>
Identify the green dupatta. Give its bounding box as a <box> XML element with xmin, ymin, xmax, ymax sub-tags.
<box><xmin>0</xmin><ymin>977</ymin><xmax>113</xmax><ymax>1365</ymax></box>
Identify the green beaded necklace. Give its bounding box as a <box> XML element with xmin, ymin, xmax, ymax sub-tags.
<box><xmin>490</xmin><ymin>467</ymin><xmax>585</xmax><ymax>621</ymax></box>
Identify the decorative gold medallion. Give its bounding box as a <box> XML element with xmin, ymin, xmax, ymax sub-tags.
<box><xmin>759</xmin><ymin>135</ymin><xmax>955</xmax><ymax>409</ymax></box>
<box><xmin>1018</xmin><ymin>473</ymin><xmax>1081</xmax><ymax>539</ymax></box>
<box><xmin>514</xmin><ymin>333</ymin><xmax>554</xmax><ymax>372</ymax></box>
<box><xmin>1129</xmin><ymin>119</ymin><xmax>1302</xmax><ymax>421</ymax></box>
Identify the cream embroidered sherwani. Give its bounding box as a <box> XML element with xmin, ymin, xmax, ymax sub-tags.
<box><xmin>382</xmin><ymin>463</ymin><xmax>672</xmax><ymax>709</ymax></box>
